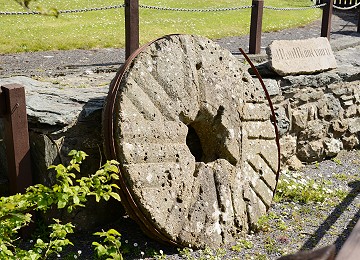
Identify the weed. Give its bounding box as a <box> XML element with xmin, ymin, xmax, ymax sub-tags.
<box><xmin>334</xmin><ymin>173</ymin><xmax>349</xmax><ymax>181</ymax></box>
<box><xmin>314</xmin><ymin>161</ymin><xmax>320</xmax><ymax>169</ymax></box>
<box><xmin>274</xmin><ymin>171</ymin><xmax>336</xmax><ymax>204</ymax></box>
<box><xmin>231</xmin><ymin>239</ymin><xmax>254</xmax><ymax>252</ymax></box>
<box><xmin>276</xmin><ymin>219</ymin><xmax>288</xmax><ymax>231</ymax></box>
<box><xmin>255</xmin><ymin>212</ymin><xmax>279</xmax><ymax>232</ymax></box>
<box><xmin>332</xmin><ymin>157</ymin><xmax>342</xmax><ymax>165</ymax></box>
<box><xmin>264</xmin><ymin>236</ymin><xmax>277</xmax><ymax>254</ymax></box>
<box><xmin>178</xmin><ymin>247</ymin><xmax>194</xmax><ymax>260</ymax></box>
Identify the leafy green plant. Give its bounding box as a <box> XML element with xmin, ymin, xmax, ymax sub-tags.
<box><xmin>93</xmin><ymin>229</ymin><xmax>123</xmax><ymax>260</ymax></box>
<box><xmin>0</xmin><ymin>150</ymin><xmax>121</xmax><ymax>259</ymax></box>
<box><xmin>332</xmin><ymin>157</ymin><xmax>342</xmax><ymax>165</ymax></box>
<box><xmin>178</xmin><ymin>247</ymin><xmax>194</xmax><ymax>260</ymax></box>
<box><xmin>153</xmin><ymin>249</ymin><xmax>166</xmax><ymax>260</ymax></box>
<box><xmin>264</xmin><ymin>237</ymin><xmax>277</xmax><ymax>254</ymax></box>
<box><xmin>274</xmin><ymin>171</ymin><xmax>335</xmax><ymax>204</ymax></box>
<box><xmin>231</xmin><ymin>239</ymin><xmax>254</xmax><ymax>252</ymax></box>
<box><xmin>255</xmin><ymin>212</ymin><xmax>279</xmax><ymax>232</ymax></box>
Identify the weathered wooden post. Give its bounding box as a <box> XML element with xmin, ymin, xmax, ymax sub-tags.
<box><xmin>357</xmin><ymin>7</ymin><xmax>360</xmax><ymax>33</ymax></box>
<box><xmin>0</xmin><ymin>84</ymin><xmax>32</xmax><ymax>195</ymax></box>
<box><xmin>125</xmin><ymin>0</ymin><xmax>139</xmax><ymax>59</ymax></box>
<box><xmin>321</xmin><ymin>0</ymin><xmax>334</xmax><ymax>39</ymax></box>
<box><xmin>249</xmin><ymin>0</ymin><xmax>264</xmax><ymax>54</ymax></box>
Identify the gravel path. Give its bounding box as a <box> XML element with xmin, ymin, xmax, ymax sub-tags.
<box><xmin>1</xmin><ymin>8</ymin><xmax>360</xmax><ymax>260</ymax></box>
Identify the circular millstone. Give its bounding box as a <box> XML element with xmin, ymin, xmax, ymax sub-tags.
<box><xmin>105</xmin><ymin>35</ymin><xmax>279</xmax><ymax>248</ymax></box>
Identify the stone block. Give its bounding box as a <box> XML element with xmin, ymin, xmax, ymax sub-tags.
<box><xmin>297</xmin><ymin>140</ymin><xmax>325</xmax><ymax>163</ymax></box>
<box><xmin>267</xmin><ymin>37</ymin><xmax>337</xmax><ymax>76</ymax></box>
<box><xmin>342</xmin><ymin>135</ymin><xmax>359</xmax><ymax>150</ymax></box>
<box><xmin>348</xmin><ymin>118</ymin><xmax>360</xmax><ymax>134</ymax></box>
<box><xmin>324</xmin><ymin>138</ymin><xmax>343</xmax><ymax>157</ymax></box>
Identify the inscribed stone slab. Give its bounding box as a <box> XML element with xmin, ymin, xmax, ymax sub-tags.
<box><xmin>266</xmin><ymin>37</ymin><xmax>337</xmax><ymax>76</ymax></box>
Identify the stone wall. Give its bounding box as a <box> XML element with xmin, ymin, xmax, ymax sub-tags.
<box><xmin>263</xmin><ymin>76</ymin><xmax>359</xmax><ymax>170</ymax></box>
<box><xmin>0</xmin><ymin>76</ymin><xmax>123</xmax><ymax>229</ymax></box>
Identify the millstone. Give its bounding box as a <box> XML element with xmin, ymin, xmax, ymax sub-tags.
<box><xmin>103</xmin><ymin>34</ymin><xmax>279</xmax><ymax>248</ymax></box>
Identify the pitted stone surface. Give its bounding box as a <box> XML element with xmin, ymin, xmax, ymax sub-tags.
<box><xmin>108</xmin><ymin>35</ymin><xmax>278</xmax><ymax>248</ymax></box>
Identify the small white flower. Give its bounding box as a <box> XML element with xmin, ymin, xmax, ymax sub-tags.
<box><xmin>141</xmin><ymin>251</ymin><xmax>145</xmax><ymax>256</ymax></box>
<box><xmin>78</xmin><ymin>250</ymin><xmax>82</xmax><ymax>255</ymax></box>
<box><xmin>134</xmin><ymin>242</ymin><xmax>138</xmax><ymax>247</ymax></box>
<box><xmin>57</xmin><ymin>254</ymin><xmax>61</xmax><ymax>258</ymax></box>
<box><xmin>74</xmin><ymin>255</ymin><xmax>77</xmax><ymax>259</ymax></box>
<box><xmin>125</xmin><ymin>240</ymin><xmax>128</xmax><ymax>243</ymax></box>
<box><xmin>37</xmin><ymin>249</ymin><xmax>42</xmax><ymax>253</ymax></box>
<box><xmin>159</xmin><ymin>250</ymin><xmax>163</xmax><ymax>255</ymax></box>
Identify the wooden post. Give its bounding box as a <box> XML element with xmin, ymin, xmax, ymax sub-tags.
<box><xmin>0</xmin><ymin>84</ymin><xmax>32</xmax><ymax>195</ymax></box>
<box><xmin>357</xmin><ymin>7</ymin><xmax>360</xmax><ymax>33</ymax></box>
<box><xmin>321</xmin><ymin>0</ymin><xmax>334</xmax><ymax>39</ymax></box>
<box><xmin>249</xmin><ymin>0</ymin><xmax>264</xmax><ymax>54</ymax></box>
<box><xmin>125</xmin><ymin>0</ymin><xmax>139</xmax><ymax>60</ymax></box>
<box><xmin>336</xmin><ymin>219</ymin><xmax>360</xmax><ymax>260</ymax></box>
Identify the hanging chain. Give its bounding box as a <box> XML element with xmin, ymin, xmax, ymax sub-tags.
<box><xmin>264</xmin><ymin>3</ymin><xmax>326</xmax><ymax>11</ymax></box>
<box><xmin>2</xmin><ymin>2</ymin><xmax>357</xmax><ymax>16</ymax></box>
<box><xmin>0</xmin><ymin>4</ymin><xmax>125</xmax><ymax>15</ymax></box>
<box><xmin>138</xmin><ymin>4</ymin><xmax>253</xmax><ymax>12</ymax></box>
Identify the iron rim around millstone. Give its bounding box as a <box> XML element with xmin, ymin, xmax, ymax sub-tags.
<box><xmin>103</xmin><ymin>34</ymin><xmax>280</xmax><ymax>248</ymax></box>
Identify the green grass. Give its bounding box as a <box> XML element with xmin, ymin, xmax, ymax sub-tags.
<box><xmin>0</xmin><ymin>0</ymin><xmax>321</xmax><ymax>53</ymax></box>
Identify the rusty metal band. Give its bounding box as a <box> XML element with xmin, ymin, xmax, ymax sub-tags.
<box><xmin>239</xmin><ymin>48</ymin><xmax>281</xmax><ymax>195</ymax></box>
<box><xmin>103</xmin><ymin>34</ymin><xmax>183</xmax><ymax>246</ymax></box>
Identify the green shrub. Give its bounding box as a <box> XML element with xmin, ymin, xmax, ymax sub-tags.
<box><xmin>0</xmin><ymin>150</ymin><xmax>123</xmax><ymax>259</ymax></box>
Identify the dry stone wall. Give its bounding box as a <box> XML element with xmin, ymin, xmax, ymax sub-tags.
<box><xmin>259</xmin><ymin>43</ymin><xmax>360</xmax><ymax>169</ymax></box>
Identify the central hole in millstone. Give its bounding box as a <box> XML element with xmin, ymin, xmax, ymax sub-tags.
<box><xmin>186</xmin><ymin>125</ymin><xmax>203</xmax><ymax>162</ymax></box>
<box><xmin>184</xmin><ymin>106</ymin><xmax>236</xmax><ymax>166</ymax></box>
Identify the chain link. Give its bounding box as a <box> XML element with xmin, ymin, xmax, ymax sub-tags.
<box><xmin>58</xmin><ymin>4</ymin><xmax>125</xmax><ymax>14</ymax></box>
<box><xmin>264</xmin><ymin>3</ymin><xmax>326</xmax><ymax>11</ymax></box>
<box><xmin>1</xmin><ymin>2</ymin><xmax>352</xmax><ymax>16</ymax></box>
<box><xmin>333</xmin><ymin>2</ymin><xmax>360</xmax><ymax>10</ymax></box>
<box><xmin>138</xmin><ymin>4</ymin><xmax>253</xmax><ymax>12</ymax></box>
<box><xmin>0</xmin><ymin>4</ymin><xmax>125</xmax><ymax>15</ymax></box>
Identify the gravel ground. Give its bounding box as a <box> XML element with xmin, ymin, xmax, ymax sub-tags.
<box><xmin>54</xmin><ymin>150</ymin><xmax>360</xmax><ymax>260</ymax></box>
<box><xmin>1</xmin><ymin>8</ymin><xmax>360</xmax><ymax>260</ymax></box>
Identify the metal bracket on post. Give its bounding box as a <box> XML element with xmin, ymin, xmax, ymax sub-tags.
<box><xmin>0</xmin><ymin>84</ymin><xmax>32</xmax><ymax>195</ymax></box>
<box><xmin>321</xmin><ymin>0</ymin><xmax>334</xmax><ymax>39</ymax></box>
<box><xmin>125</xmin><ymin>0</ymin><xmax>139</xmax><ymax>60</ymax></box>
<box><xmin>249</xmin><ymin>0</ymin><xmax>264</xmax><ymax>54</ymax></box>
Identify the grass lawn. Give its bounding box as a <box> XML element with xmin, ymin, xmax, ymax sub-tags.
<box><xmin>0</xmin><ymin>0</ymin><xmax>321</xmax><ymax>53</ymax></box>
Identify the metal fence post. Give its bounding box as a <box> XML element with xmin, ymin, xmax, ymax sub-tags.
<box><xmin>321</xmin><ymin>0</ymin><xmax>334</xmax><ymax>39</ymax></box>
<box><xmin>125</xmin><ymin>0</ymin><xmax>139</xmax><ymax>60</ymax></box>
<box><xmin>0</xmin><ymin>84</ymin><xmax>32</xmax><ymax>195</ymax></box>
<box><xmin>249</xmin><ymin>0</ymin><xmax>264</xmax><ymax>54</ymax></box>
